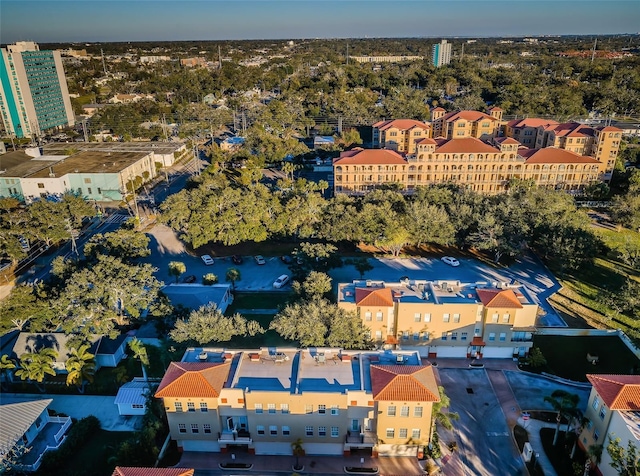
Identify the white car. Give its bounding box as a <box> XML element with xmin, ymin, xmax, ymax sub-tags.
<box><xmin>254</xmin><ymin>255</ymin><xmax>266</xmax><ymax>265</ymax></box>
<box><xmin>441</xmin><ymin>256</ymin><xmax>460</xmax><ymax>267</ymax></box>
<box><xmin>273</xmin><ymin>274</ymin><xmax>290</xmax><ymax>289</ymax></box>
<box><xmin>200</xmin><ymin>254</ymin><xmax>214</xmax><ymax>266</ymax></box>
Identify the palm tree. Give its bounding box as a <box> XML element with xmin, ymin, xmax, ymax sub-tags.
<box><xmin>15</xmin><ymin>348</ymin><xmax>58</xmax><ymax>392</ymax></box>
<box><xmin>544</xmin><ymin>389</ymin><xmax>580</xmax><ymax>446</ymax></box>
<box><xmin>225</xmin><ymin>267</ymin><xmax>241</xmax><ymax>290</ymax></box>
<box><xmin>291</xmin><ymin>438</ymin><xmax>304</xmax><ymax>471</ymax></box>
<box><xmin>65</xmin><ymin>344</ymin><xmax>96</xmax><ymax>394</ymax></box>
<box><xmin>0</xmin><ymin>354</ymin><xmax>16</xmax><ymax>391</ymax></box>
<box><xmin>430</xmin><ymin>386</ymin><xmax>460</xmax><ymax>442</ymax></box>
<box><xmin>128</xmin><ymin>338</ymin><xmax>149</xmax><ymax>382</ymax></box>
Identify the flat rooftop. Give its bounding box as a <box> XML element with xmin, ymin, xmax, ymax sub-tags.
<box><xmin>26</xmin><ymin>150</ymin><xmax>149</xmax><ymax>177</ymax></box>
<box><xmin>0</xmin><ymin>150</ymin><xmax>63</xmax><ymax>178</ymax></box>
<box><xmin>297</xmin><ymin>348</ymin><xmax>360</xmax><ymax>394</ymax></box>
<box><xmin>43</xmin><ymin>141</ymin><xmax>184</xmax><ymax>155</ymax></box>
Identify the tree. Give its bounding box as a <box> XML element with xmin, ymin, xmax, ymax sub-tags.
<box><xmin>168</xmin><ymin>261</ymin><xmax>186</xmax><ymax>283</ymax></box>
<box><xmin>225</xmin><ymin>268</ymin><xmax>241</xmax><ymax>290</ymax></box>
<box><xmin>353</xmin><ymin>258</ymin><xmax>373</xmax><ymax>279</ymax></box>
<box><xmin>169</xmin><ymin>304</ymin><xmax>264</xmax><ymax>345</ymax></box>
<box><xmin>0</xmin><ymin>354</ymin><xmax>16</xmax><ymax>391</ymax></box>
<box><xmin>128</xmin><ymin>338</ymin><xmax>150</xmax><ymax>382</ymax></box>
<box><xmin>65</xmin><ymin>344</ymin><xmax>96</xmax><ymax>393</ymax></box>
<box><xmin>431</xmin><ymin>386</ymin><xmax>460</xmax><ymax>442</ymax></box>
<box><xmin>15</xmin><ymin>348</ymin><xmax>58</xmax><ymax>392</ymax></box>
<box><xmin>544</xmin><ymin>389</ymin><xmax>580</xmax><ymax>446</ymax></box>
<box><xmin>525</xmin><ymin>347</ymin><xmax>547</xmax><ymax>368</ymax></box>
<box><xmin>84</xmin><ymin>229</ymin><xmax>151</xmax><ymax>260</ymax></box>
<box><xmin>203</xmin><ymin>273</ymin><xmax>218</xmax><ymax>285</ymax></box>
<box><xmin>291</xmin><ymin>438</ymin><xmax>304</xmax><ymax>471</ymax></box>
<box><xmin>299</xmin><ymin>271</ymin><xmax>332</xmax><ymax>300</ymax></box>
<box><xmin>606</xmin><ymin>435</ymin><xmax>640</xmax><ymax>475</ymax></box>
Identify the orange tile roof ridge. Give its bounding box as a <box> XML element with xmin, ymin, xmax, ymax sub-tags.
<box><xmin>476</xmin><ymin>288</ymin><xmax>523</xmax><ymax>308</ymax></box>
<box><xmin>155</xmin><ymin>362</ymin><xmax>231</xmax><ymax>398</ymax></box>
<box><xmin>355</xmin><ymin>287</ymin><xmax>394</xmax><ymax>307</ymax></box>
<box><xmin>586</xmin><ymin>374</ymin><xmax>640</xmax><ymax>410</ymax></box>
<box><xmin>370</xmin><ymin>365</ymin><xmax>439</xmax><ymax>402</ymax></box>
<box><xmin>434</xmin><ymin>137</ymin><xmax>499</xmax><ymax>154</ymax></box>
<box><xmin>374</xmin><ymin>119</ymin><xmax>430</xmax><ymax>131</ymax></box>
<box><xmin>333</xmin><ymin>148</ymin><xmax>407</xmax><ymax>165</ymax></box>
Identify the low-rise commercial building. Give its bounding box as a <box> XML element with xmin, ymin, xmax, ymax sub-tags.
<box><xmin>337</xmin><ymin>279</ymin><xmax>538</xmax><ymax>359</ymax></box>
<box><xmin>155</xmin><ymin>348</ymin><xmax>439</xmax><ymax>458</ymax></box>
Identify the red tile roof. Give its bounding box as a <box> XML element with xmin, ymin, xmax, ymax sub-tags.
<box><xmin>370</xmin><ymin>365</ymin><xmax>440</xmax><ymax>402</ymax></box>
<box><xmin>507</xmin><ymin>118</ymin><xmax>559</xmax><ymax>129</ymax></box>
<box><xmin>334</xmin><ymin>148</ymin><xmax>407</xmax><ymax>165</ymax></box>
<box><xmin>113</xmin><ymin>468</ymin><xmax>194</xmax><ymax>476</ymax></box>
<box><xmin>155</xmin><ymin>362</ymin><xmax>230</xmax><ymax>398</ymax></box>
<box><xmin>494</xmin><ymin>137</ymin><xmax>520</xmax><ymax>145</ymax></box>
<box><xmin>373</xmin><ymin>119</ymin><xmax>430</xmax><ymax>132</ymax></box>
<box><xmin>595</xmin><ymin>125</ymin><xmax>622</xmax><ymax>132</ymax></box>
<box><xmin>476</xmin><ymin>289</ymin><xmax>523</xmax><ymax>308</ymax></box>
<box><xmin>416</xmin><ymin>137</ymin><xmax>437</xmax><ymax>145</ymax></box>
<box><xmin>487</xmin><ymin>106</ymin><xmax>503</xmax><ymax>111</ymax></box>
<box><xmin>520</xmin><ymin>148</ymin><xmax>600</xmax><ymax>164</ymax></box>
<box><xmin>440</xmin><ymin>110</ymin><xmax>496</xmax><ymax>123</ymax></box>
<box><xmin>431</xmin><ymin>107</ymin><xmax>446</xmax><ymax>112</ymax></box>
<box><xmin>355</xmin><ymin>287</ymin><xmax>394</xmax><ymax>307</ymax></box>
<box><xmin>435</xmin><ymin>137</ymin><xmax>499</xmax><ymax>154</ymax></box>
<box><xmin>587</xmin><ymin>375</ymin><xmax>640</xmax><ymax>410</ymax></box>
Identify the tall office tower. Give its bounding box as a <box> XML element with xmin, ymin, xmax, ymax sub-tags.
<box><xmin>0</xmin><ymin>42</ymin><xmax>75</xmax><ymax>139</ymax></box>
<box><xmin>432</xmin><ymin>39</ymin><xmax>452</xmax><ymax>67</ymax></box>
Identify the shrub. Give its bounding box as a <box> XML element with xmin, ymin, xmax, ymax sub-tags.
<box><xmin>40</xmin><ymin>416</ymin><xmax>101</xmax><ymax>470</ymax></box>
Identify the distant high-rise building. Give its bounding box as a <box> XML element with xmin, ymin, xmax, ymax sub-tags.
<box><xmin>0</xmin><ymin>42</ymin><xmax>75</xmax><ymax>139</ymax></box>
<box><xmin>432</xmin><ymin>39</ymin><xmax>452</xmax><ymax>67</ymax></box>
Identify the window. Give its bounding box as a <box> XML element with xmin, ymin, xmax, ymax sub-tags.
<box><xmin>87</xmin><ymin>187</ymin><xmax>92</xmax><ymax>194</ymax></box>
<box><xmin>502</xmin><ymin>313</ymin><xmax>510</xmax><ymax>323</ymax></box>
<box><xmin>257</xmin><ymin>425</ymin><xmax>265</xmax><ymax>435</ymax></box>
<box><xmin>331</xmin><ymin>426</ymin><xmax>339</xmax><ymax>438</ymax></box>
<box><xmin>422</xmin><ymin>332</ymin><xmax>430</xmax><ymax>341</ymax></box>
<box><xmin>453</xmin><ymin>313</ymin><xmax>460</xmax><ymax>323</ymax></box>
<box><xmin>593</xmin><ymin>429</ymin><xmax>600</xmax><ymax>442</ymax></box>
<box><xmin>388</xmin><ymin>406</ymin><xmax>396</xmax><ymax>416</ymax></box>
<box><xmin>399</xmin><ymin>428</ymin><xmax>408</xmax><ymax>438</ymax></box>
<box><xmin>37</xmin><ymin>183</ymin><xmax>45</xmax><ymax>188</ymax></box>
<box><xmin>424</xmin><ymin>313</ymin><xmax>431</xmax><ymax>322</ymax></box>
<box><xmin>306</xmin><ymin>426</ymin><xmax>314</xmax><ymax>437</ymax></box>
<box><xmin>414</xmin><ymin>313</ymin><xmax>421</xmax><ymax>322</ymax></box>
<box><xmin>84</xmin><ymin>177</ymin><xmax>91</xmax><ymax>184</ymax></box>
<box><xmin>331</xmin><ymin>405</ymin><xmax>339</xmax><ymax>416</ymax></box>
<box><xmin>499</xmin><ymin>333</ymin><xmax>506</xmax><ymax>342</ymax></box>
<box><xmin>255</xmin><ymin>403</ymin><xmax>263</xmax><ymax>414</ymax></box>
<box><xmin>402</xmin><ymin>331</ymin><xmax>409</xmax><ymax>341</ymax></box>
<box><xmin>281</xmin><ymin>403</ymin><xmax>289</xmax><ymax>414</ymax></box>
<box><xmin>386</xmin><ymin>428</ymin><xmax>395</xmax><ymax>438</ymax></box>
<box><xmin>492</xmin><ymin>313</ymin><xmax>499</xmax><ymax>323</ymax></box>
<box><xmin>414</xmin><ymin>406</ymin><xmax>423</xmax><ymax>418</ymax></box>
<box><xmin>412</xmin><ymin>429</ymin><xmax>421</xmax><ymax>439</ymax></box>
<box><xmin>268</xmin><ymin>403</ymin><xmax>276</xmax><ymax>414</ymax></box>
<box><xmin>376</xmin><ymin>311</ymin><xmax>383</xmax><ymax>321</ymax></box>
<box><xmin>489</xmin><ymin>333</ymin><xmax>496</xmax><ymax>341</ymax></box>
<box><xmin>443</xmin><ymin>313</ymin><xmax>450</xmax><ymax>323</ymax></box>
<box><xmin>319</xmin><ymin>426</ymin><xmax>327</xmax><ymax>437</ymax></box>
<box><xmin>461</xmin><ymin>332</ymin><xmax>468</xmax><ymax>341</ymax></box>
<box><xmin>401</xmin><ymin>406</ymin><xmax>409</xmax><ymax>417</ymax></box>
<box><xmin>475</xmin><ymin>328</ymin><xmax>481</xmax><ymax>336</ymax></box>
<box><xmin>441</xmin><ymin>332</ymin><xmax>448</xmax><ymax>341</ymax></box>
<box><xmin>178</xmin><ymin>423</ymin><xmax>186</xmax><ymax>433</ymax></box>
<box><xmin>191</xmin><ymin>424</ymin><xmax>199</xmax><ymax>434</ymax></box>
<box><xmin>282</xmin><ymin>426</ymin><xmax>290</xmax><ymax>436</ymax></box>
<box><xmin>599</xmin><ymin>406</ymin><xmax>606</xmax><ymax>420</ymax></box>
<box><xmin>375</xmin><ymin>330</ymin><xmax>382</xmax><ymax>340</ymax></box>
<box><xmin>305</xmin><ymin>404</ymin><xmax>313</xmax><ymax>414</ymax></box>
<box><xmin>270</xmin><ymin>425</ymin><xmax>278</xmax><ymax>436</ymax></box>
<box><xmin>365</xmin><ymin>311</ymin><xmax>372</xmax><ymax>321</ymax></box>
<box><xmin>132</xmin><ymin>404</ymin><xmax>144</xmax><ymax>409</ymax></box>
<box><xmin>413</xmin><ymin>332</ymin><xmax>420</xmax><ymax>340</ymax></box>
<box><xmin>200</xmin><ymin>402</ymin><xmax>208</xmax><ymax>412</ymax></box>
<box><xmin>592</xmin><ymin>396</ymin><xmax>600</xmax><ymax>411</ymax></box>
<box><xmin>318</xmin><ymin>405</ymin><xmax>326</xmax><ymax>414</ymax></box>
<box><xmin>451</xmin><ymin>332</ymin><xmax>458</xmax><ymax>341</ymax></box>
<box><xmin>203</xmin><ymin>424</ymin><xmax>211</xmax><ymax>434</ymax></box>
<box><xmin>175</xmin><ymin>402</ymin><xmax>183</xmax><ymax>412</ymax></box>
<box><xmin>187</xmin><ymin>402</ymin><xmax>195</xmax><ymax>412</ymax></box>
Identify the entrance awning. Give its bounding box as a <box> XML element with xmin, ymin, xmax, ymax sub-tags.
<box><xmin>471</xmin><ymin>336</ymin><xmax>486</xmax><ymax>346</ymax></box>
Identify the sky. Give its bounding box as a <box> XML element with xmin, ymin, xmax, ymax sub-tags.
<box><xmin>1</xmin><ymin>0</ymin><xmax>639</xmax><ymax>44</ymax></box>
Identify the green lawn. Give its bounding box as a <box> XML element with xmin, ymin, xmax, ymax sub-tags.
<box><xmin>54</xmin><ymin>429</ymin><xmax>133</xmax><ymax>476</ymax></box>
<box><xmin>532</xmin><ymin>335</ymin><xmax>640</xmax><ymax>382</ymax></box>
<box><xmin>226</xmin><ymin>291</ymin><xmax>294</xmax><ymax>313</ymax></box>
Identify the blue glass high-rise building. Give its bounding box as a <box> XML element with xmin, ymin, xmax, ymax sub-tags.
<box><xmin>0</xmin><ymin>42</ymin><xmax>75</xmax><ymax>139</ymax></box>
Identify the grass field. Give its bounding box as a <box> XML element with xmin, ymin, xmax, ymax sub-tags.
<box><xmin>532</xmin><ymin>335</ymin><xmax>640</xmax><ymax>382</ymax></box>
<box><xmin>226</xmin><ymin>291</ymin><xmax>294</xmax><ymax>313</ymax></box>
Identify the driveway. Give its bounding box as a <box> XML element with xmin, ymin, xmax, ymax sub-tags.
<box><xmin>437</xmin><ymin>368</ymin><xmax>527</xmax><ymax>476</ymax></box>
<box><xmin>504</xmin><ymin>370</ymin><xmax>591</xmax><ymax>412</ymax></box>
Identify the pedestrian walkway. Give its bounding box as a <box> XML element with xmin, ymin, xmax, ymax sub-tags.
<box><xmin>177</xmin><ymin>451</ymin><xmax>425</xmax><ymax>475</ymax></box>
<box><xmin>517</xmin><ymin>416</ymin><xmax>559</xmax><ymax>476</ymax></box>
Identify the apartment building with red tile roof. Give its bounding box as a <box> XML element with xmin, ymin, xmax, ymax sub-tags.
<box><xmin>579</xmin><ymin>375</ymin><xmax>640</xmax><ymax>476</ymax></box>
<box><xmin>431</xmin><ymin>108</ymin><xmax>503</xmax><ymax>139</ymax></box>
<box><xmin>372</xmin><ymin>119</ymin><xmax>431</xmax><ymax>154</ymax></box>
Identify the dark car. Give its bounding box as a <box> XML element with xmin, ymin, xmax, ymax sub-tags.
<box><xmin>182</xmin><ymin>275</ymin><xmax>197</xmax><ymax>283</ymax></box>
<box><xmin>280</xmin><ymin>255</ymin><xmax>293</xmax><ymax>264</ymax></box>
<box><xmin>231</xmin><ymin>255</ymin><xmax>243</xmax><ymax>265</ymax></box>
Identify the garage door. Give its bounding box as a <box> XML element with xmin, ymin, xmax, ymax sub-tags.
<box><xmin>432</xmin><ymin>346</ymin><xmax>467</xmax><ymax>358</ymax></box>
<box><xmin>180</xmin><ymin>440</ymin><xmax>220</xmax><ymax>452</ymax></box>
<box><xmin>302</xmin><ymin>443</ymin><xmax>343</xmax><ymax>455</ymax></box>
<box><xmin>254</xmin><ymin>442</ymin><xmax>292</xmax><ymax>455</ymax></box>
<box><xmin>482</xmin><ymin>347</ymin><xmax>515</xmax><ymax>359</ymax></box>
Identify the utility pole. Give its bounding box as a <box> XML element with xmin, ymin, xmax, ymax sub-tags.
<box><xmin>66</xmin><ymin>219</ymin><xmax>78</xmax><ymax>257</ymax></box>
<box><xmin>162</xmin><ymin>114</ymin><xmax>169</xmax><ymax>141</ymax></box>
<box><xmin>82</xmin><ymin>119</ymin><xmax>89</xmax><ymax>142</ymax></box>
<box><xmin>128</xmin><ymin>173</ymin><xmax>140</xmax><ymax>222</ymax></box>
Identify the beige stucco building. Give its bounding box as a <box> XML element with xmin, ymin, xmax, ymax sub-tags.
<box><xmin>372</xmin><ymin>119</ymin><xmax>431</xmax><ymax>154</ymax></box>
<box><xmin>337</xmin><ymin>279</ymin><xmax>538</xmax><ymax>359</ymax></box>
<box><xmin>155</xmin><ymin>348</ymin><xmax>439</xmax><ymax>458</ymax></box>
<box><xmin>431</xmin><ymin>107</ymin><xmax>503</xmax><ymax>140</ymax></box>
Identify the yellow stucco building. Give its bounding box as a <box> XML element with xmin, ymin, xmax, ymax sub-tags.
<box><xmin>372</xmin><ymin>119</ymin><xmax>431</xmax><ymax>154</ymax></box>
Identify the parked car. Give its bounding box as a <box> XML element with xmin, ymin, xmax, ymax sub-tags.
<box><xmin>280</xmin><ymin>255</ymin><xmax>293</xmax><ymax>264</ymax></box>
<box><xmin>254</xmin><ymin>255</ymin><xmax>266</xmax><ymax>265</ymax></box>
<box><xmin>231</xmin><ymin>255</ymin><xmax>243</xmax><ymax>265</ymax></box>
<box><xmin>200</xmin><ymin>254</ymin><xmax>214</xmax><ymax>265</ymax></box>
<box><xmin>182</xmin><ymin>275</ymin><xmax>197</xmax><ymax>283</ymax></box>
<box><xmin>441</xmin><ymin>256</ymin><xmax>460</xmax><ymax>267</ymax></box>
<box><xmin>273</xmin><ymin>274</ymin><xmax>290</xmax><ymax>289</ymax></box>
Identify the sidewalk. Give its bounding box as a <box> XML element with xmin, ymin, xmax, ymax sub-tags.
<box><xmin>517</xmin><ymin>416</ymin><xmax>558</xmax><ymax>476</ymax></box>
<box><xmin>177</xmin><ymin>451</ymin><xmax>425</xmax><ymax>475</ymax></box>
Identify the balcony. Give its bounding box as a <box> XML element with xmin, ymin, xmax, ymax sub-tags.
<box><xmin>218</xmin><ymin>430</ymin><xmax>252</xmax><ymax>444</ymax></box>
<box><xmin>344</xmin><ymin>429</ymin><xmax>377</xmax><ymax>447</ymax></box>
